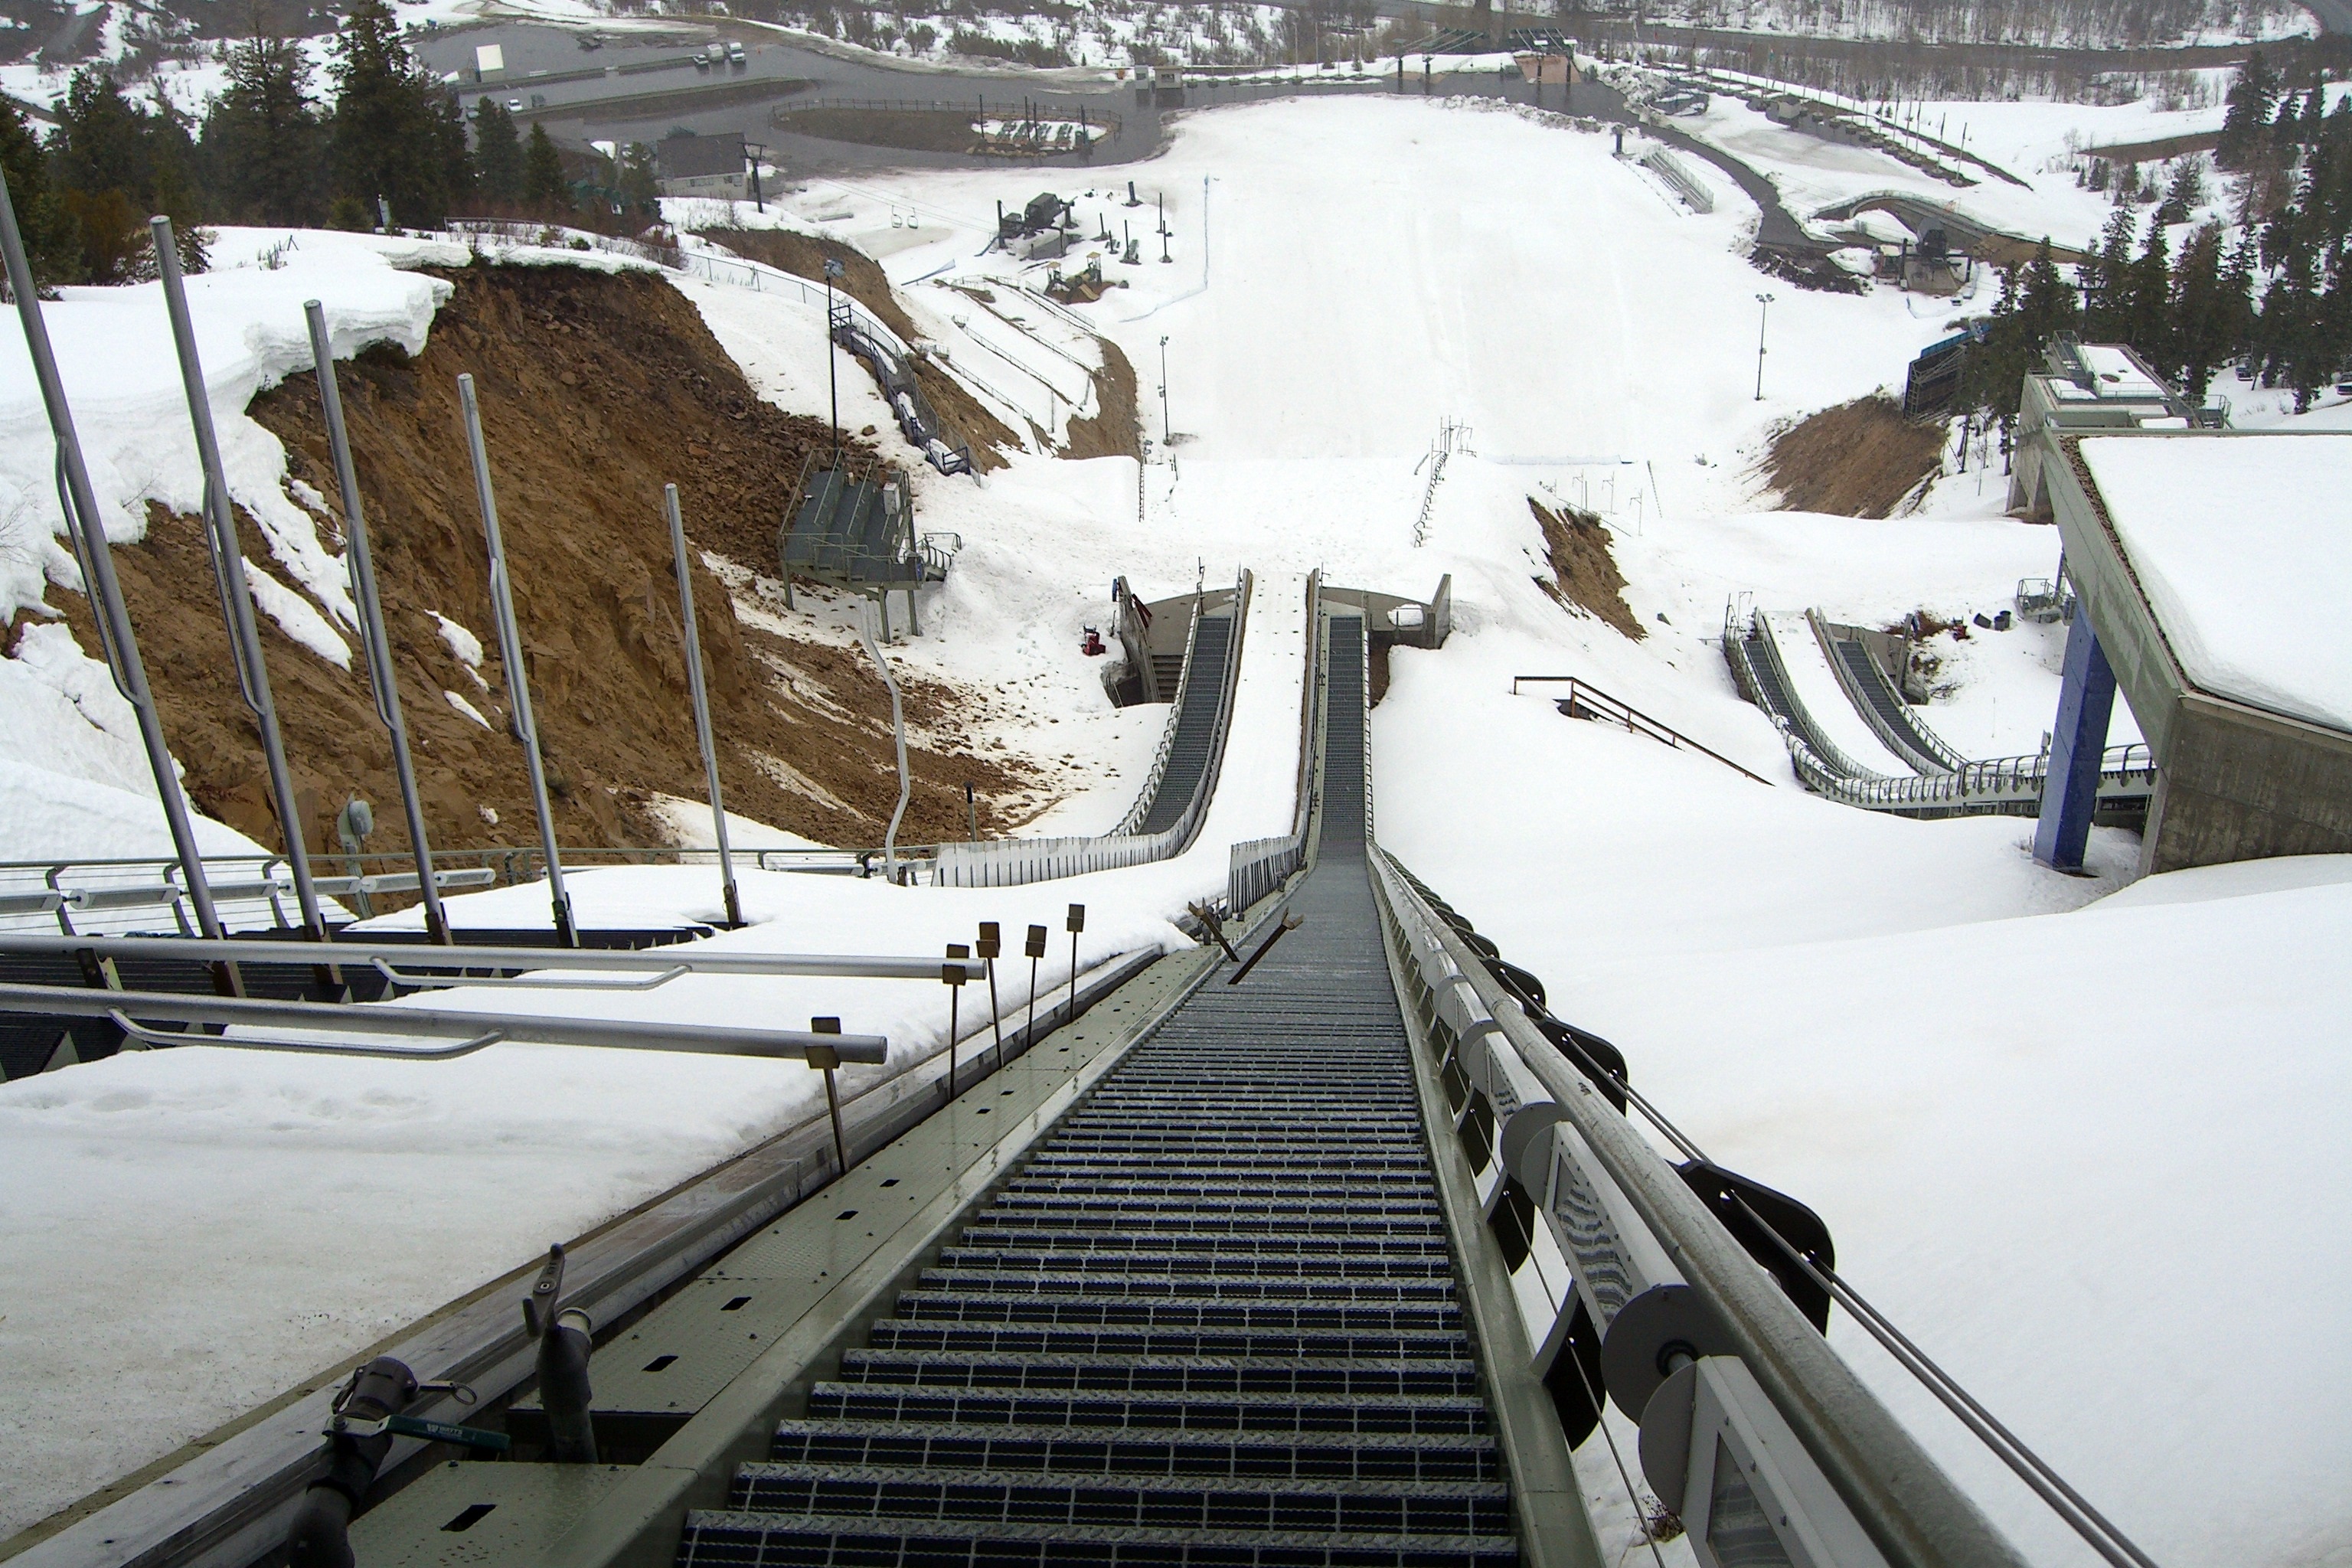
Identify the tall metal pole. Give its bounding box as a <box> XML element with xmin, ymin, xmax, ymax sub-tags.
<box><xmin>664</xmin><ymin>484</ymin><xmax>741</xmax><ymax>927</ymax></box>
<box><xmin>1753</xmin><ymin>290</ymin><xmax>1775</xmax><ymax>400</ymax></box>
<box><xmin>0</xmin><ymin>178</ymin><xmax>228</xmax><ymax>944</ymax></box>
<box><xmin>456</xmin><ymin>374</ymin><xmax>577</xmax><ymax>947</ymax></box>
<box><xmin>305</xmin><ymin>301</ymin><xmax>449</xmax><ymax>946</ymax></box>
<box><xmin>1158</xmin><ymin>335</ymin><xmax>1171</xmax><ymax>444</ymax></box>
<box><xmin>152</xmin><ymin>217</ymin><xmax>327</xmax><ymax>943</ymax></box>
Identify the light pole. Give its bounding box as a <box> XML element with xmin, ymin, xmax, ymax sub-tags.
<box><xmin>1158</xmin><ymin>335</ymin><xmax>1171</xmax><ymax>444</ymax></box>
<box><xmin>1753</xmin><ymin>291</ymin><xmax>1775</xmax><ymax>401</ymax></box>
<box><xmin>824</xmin><ymin>256</ymin><xmax>844</xmax><ymax>460</ymax></box>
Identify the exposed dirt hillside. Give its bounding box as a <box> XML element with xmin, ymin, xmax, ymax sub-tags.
<box><xmin>1063</xmin><ymin>336</ymin><xmax>1142</xmax><ymax>462</ymax></box>
<box><xmin>18</xmin><ymin>263</ymin><xmax>1037</xmax><ymax>861</ymax></box>
<box><xmin>1529</xmin><ymin>498</ymin><xmax>1644</xmax><ymax>642</ymax></box>
<box><xmin>1762</xmin><ymin>394</ymin><xmax>1949</xmax><ymax>518</ymax></box>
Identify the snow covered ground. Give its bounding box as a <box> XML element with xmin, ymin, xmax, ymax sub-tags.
<box><xmin>2</xmin><ymin>90</ymin><xmax>2346</xmax><ymax>1566</ymax></box>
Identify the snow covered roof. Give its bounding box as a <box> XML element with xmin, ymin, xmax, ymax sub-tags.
<box><xmin>657</xmin><ymin>132</ymin><xmax>747</xmax><ymax>181</ymax></box>
<box><xmin>2078</xmin><ymin>433</ymin><xmax>2352</xmax><ymax>732</ymax></box>
<box><xmin>2077</xmin><ymin>344</ymin><xmax>2165</xmax><ymax>399</ymax></box>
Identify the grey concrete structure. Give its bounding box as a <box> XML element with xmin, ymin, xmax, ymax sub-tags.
<box><xmin>2032</xmin><ymin>423</ymin><xmax>2352</xmax><ymax>874</ymax></box>
<box><xmin>2006</xmin><ymin>339</ymin><xmax>2205</xmax><ymax>520</ymax></box>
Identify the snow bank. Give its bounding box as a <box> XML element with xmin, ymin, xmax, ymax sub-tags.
<box><xmin>2079</xmin><ymin>433</ymin><xmax>2352</xmax><ymax>733</ymax></box>
<box><xmin>0</xmin><ymin>229</ymin><xmax>452</xmax><ymax>641</ymax></box>
<box><xmin>1569</xmin><ymin>860</ymin><xmax>2352</xmax><ymax>1568</ymax></box>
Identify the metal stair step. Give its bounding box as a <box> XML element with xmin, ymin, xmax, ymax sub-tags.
<box><xmin>834</xmin><ymin>1350</ymin><xmax>1484</xmax><ymax>1398</ymax></box>
<box><xmin>676</xmin><ymin>1509</ymin><xmax>1519</xmax><ymax>1566</ymax></box>
<box><xmin>802</xmin><ymin>1386</ymin><xmax>1494</xmax><ymax>1436</ymax></box>
<box><xmin>767</xmin><ymin>1419</ymin><xmax>1501</xmax><ymax>1482</ymax></box>
<box><xmin>889</xmin><ymin>1295</ymin><xmax>1461</xmax><ymax>1332</ymax></box>
<box><xmin>863</xmin><ymin>1325</ymin><xmax>1470</xmax><ymax>1360</ymax></box>
<box><xmin>721</xmin><ymin>1461</ymin><xmax>1514</xmax><ymax>1535</ymax></box>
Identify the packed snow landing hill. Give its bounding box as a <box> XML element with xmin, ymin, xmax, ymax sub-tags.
<box><xmin>0</xmin><ymin>92</ymin><xmax>2344</xmax><ymax>1568</ymax></box>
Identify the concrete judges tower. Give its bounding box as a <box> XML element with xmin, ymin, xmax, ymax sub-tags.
<box><xmin>2011</xmin><ymin>345</ymin><xmax>2352</xmax><ymax>874</ymax></box>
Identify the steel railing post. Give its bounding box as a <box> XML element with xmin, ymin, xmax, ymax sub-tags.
<box><xmin>305</xmin><ymin>302</ymin><xmax>449</xmax><ymax>945</ymax></box>
<box><xmin>665</xmin><ymin>485</ymin><xmax>740</xmax><ymax>926</ymax></box>
<box><xmin>456</xmin><ymin>374</ymin><xmax>576</xmax><ymax>947</ymax></box>
<box><xmin>0</xmin><ymin>181</ymin><xmax>230</xmax><ymax>949</ymax></box>
<box><xmin>152</xmin><ymin>217</ymin><xmax>328</xmax><ymax>944</ymax></box>
<box><xmin>858</xmin><ymin>600</ymin><xmax>910</xmax><ymax>882</ymax></box>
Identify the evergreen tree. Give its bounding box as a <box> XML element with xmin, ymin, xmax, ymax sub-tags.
<box><xmin>2169</xmin><ymin>223</ymin><xmax>2233</xmax><ymax>401</ymax></box>
<box><xmin>0</xmin><ymin>99</ymin><xmax>80</xmax><ymax>290</ymax></box>
<box><xmin>472</xmin><ymin>97</ymin><xmax>522</xmax><ymax>205</ymax></box>
<box><xmin>2128</xmin><ymin>218</ymin><xmax>2173</xmax><ymax>369</ymax></box>
<box><xmin>2218</xmin><ymin>233</ymin><xmax>2259</xmax><ymax>370</ymax></box>
<box><xmin>522</xmin><ymin>122</ymin><xmax>568</xmax><ymax>210</ymax></box>
<box><xmin>429</xmin><ymin>85</ymin><xmax>473</xmax><ymax>213</ymax></box>
<box><xmin>2019</xmin><ymin>241</ymin><xmax>2079</xmax><ymax>335</ymax></box>
<box><xmin>200</xmin><ymin>28</ymin><xmax>325</xmax><ymax>225</ymax></box>
<box><xmin>2156</xmin><ymin>156</ymin><xmax>2203</xmax><ymax>224</ymax></box>
<box><xmin>2080</xmin><ymin>207</ymin><xmax>2135</xmax><ymax>339</ymax></box>
<box><xmin>2216</xmin><ymin>51</ymin><xmax>2278</xmax><ymax>169</ymax></box>
<box><xmin>48</xmin><ymin>68</ymin><xmax>204</xmax><ymax>283</ymax></box>
<box><xmin>329</xmin><ymin>0</ymin><xmax>459</xmax><ymax>228</ymax></box>
<box><xmin>615</xmin><ymin>141</ymin><xmax>660</xmax><ymax>219</ymax></box>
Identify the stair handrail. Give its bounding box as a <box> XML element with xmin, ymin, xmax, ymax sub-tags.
<box><xmin>1509</xmin><ymin>675</ymin><xmax>1772</xmax><ymax>786</ymax></box>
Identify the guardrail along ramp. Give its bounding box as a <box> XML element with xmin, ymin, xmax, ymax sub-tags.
<box><xmin>1133</xmin><ymin>611</ymin><xmax>1233</xmax><ymax>835</ymax></box>
<box><xmin>679</xmin><ymin>613</ymin><xmax>1521</xmax><ymax>1565</ymax></box>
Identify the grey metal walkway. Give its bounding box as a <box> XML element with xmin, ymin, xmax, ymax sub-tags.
<box><xmin>678</xmin><ymin>618</ymin><xmax>1521</xmax><ymax>1566</ymax></box>
<box><xmin>1132</xmin><ymin>615</ymin><xmax>1232</xmax><ymax>836</ymax></box>
<box><xmin>783</xmin><ymin>466</ymin><xmax>924</xmax><ymax>587</ymax></box>
<box><xmin>1826</xmin><ymin>635</ymin><xmax>1965</xmax><ymax>774</ymax></box>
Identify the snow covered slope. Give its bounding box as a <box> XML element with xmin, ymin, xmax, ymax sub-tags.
<box><xmin>3</xmin><ymin>93</ymin><xmax>2345</xmax><ymax>1568</ymax></box>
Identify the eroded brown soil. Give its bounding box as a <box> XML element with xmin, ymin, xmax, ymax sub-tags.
<box><xmin>16</xmin><ymin>263</ymin><xmax>1037</xmax><ymax>859</ymax></box>
<box><xmin>1529</xmin><ymin>497</ymin><xmax>1645</xmax><ymax>642</ymax></box>
<box><xmin>1762</xmin><ymin>394</ymin><xmax>1949</xmax><ymax>519</ymax></box>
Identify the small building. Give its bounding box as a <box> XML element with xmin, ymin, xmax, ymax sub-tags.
<box><xmin>655</xmin><ymin>132</ymin><xmax>748</xmax><ymax>200</ymax></box>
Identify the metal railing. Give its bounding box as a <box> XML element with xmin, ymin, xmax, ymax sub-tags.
<box><xmin>1511</xmin><ymin>674</ymin><xmax>1773</xmax><ymax>785</ymax></box>
<box><xmin>1367</xmin><ymin>851</ymin><xmax>2033</xmax><ymax>1568</ymax></box>
<box><xmin>0</xmin><ymin>981</ymin><xmax>885</xmax><ymax>1064</ymax></box>
<box><xmin>1639</xmin><ymin>143</ymin><xmax>1716</xmax><ymax>213</ymax></box>
<box><xmin>0</xmin><ymin>932</ymin><xmax>981</xmax><ymax>987</ymax></box>
<box><xmin>1723</xmin><ymin>606</ymin><xmax>2157</xmax><ymax>816</ymax></box>
<box><xmin>934</xmin><ymin>570</ymin><xmax>1250</xmax><ymax>888</ymax></box>
<box><xmin>1227</xmin><ymin>573</ymin><xmax>1325</xmax><ymax>913</ymax></box>
<box><xmin>1809</xmin><ymin>609</ymin><xmax>1971</xmax><ymax>776</ymax></box>
<box><xmin>1112</xmin><ymin>590</ymin><xmax>1208</xmax><ymax>838</ymax></box>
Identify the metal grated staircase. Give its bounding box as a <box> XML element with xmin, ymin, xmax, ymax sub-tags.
<box><xmin>676</xmin><ymin>617</ymin><xmax>1521</xmax><ymax>1567</ymax></box>
<box><xmin>1132</xmin><ymin>616</ymin><xmax>1231</xmax><ymax>836</ymax></box>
